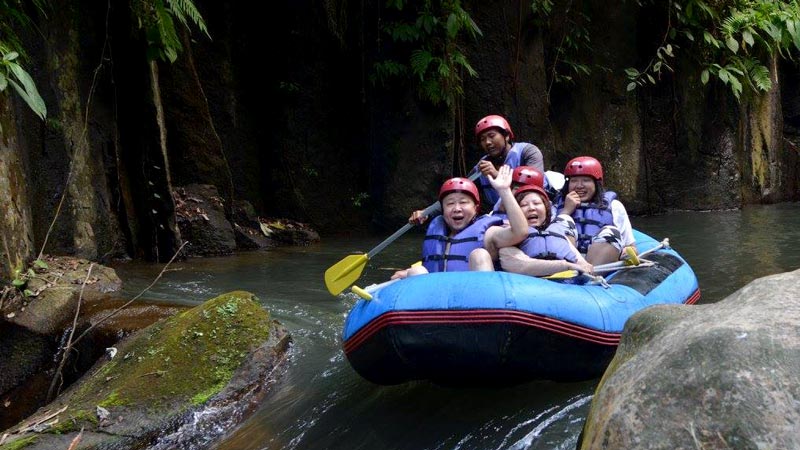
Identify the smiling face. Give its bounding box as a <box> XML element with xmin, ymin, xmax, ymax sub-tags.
<box><xmin>518</xmin><ymin>191</ymin><xmax>549</xmax><ymax>228</ymax></box>
<box><xmin>568</xmin><ymin>175</ymin><xmax>597</xmax><ymax>202</ymax></box>
<box><xmin>477</xmin><ymin>128</ymin><xmax>510</xmax><ymax>160</ymax></box>
<box><xmin>441</xmin><ymin>192</ymin><xmax>478</xmax><ymax>234</ymax></box>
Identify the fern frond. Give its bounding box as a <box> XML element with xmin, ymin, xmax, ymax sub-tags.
<box><xmin>749</xmin><ymin>63</ymin><xmax>772</xmax><ymax>92</ymax></box>
<box><xmin>165</xmin><ymin>0</ymin><xmax>210</xmax><ymax>38</ymax></box>
<box><xmin>409</xmin><ymin>49</ymin><xmax>434</xmax><ymax>80</ymax></box>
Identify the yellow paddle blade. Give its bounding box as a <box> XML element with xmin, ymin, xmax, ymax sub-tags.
<box><xmin>350</xmin><ymin>285</ymin><xmax>372</xmax><ymax>300</ymax></box>
<box><xmin>544</xmin><ymin>269</ymin><xmax>580</xmax><ymax>279</ymax></box>
<box><xmin>624</xmin><ymin>246</ymin><xmax>641</xmax><ymax>266</ymax></box>
<box><xmin>325</xmin><ymin>253</ymin><xmax>369</xmax><ymax>296</ymax></box>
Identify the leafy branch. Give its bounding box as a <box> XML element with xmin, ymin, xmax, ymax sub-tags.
<box><xmin>371</xmin><ymin>0</ymin><xmax>481</xmax><ymax>107</ymax></box>
<box><xmin>0</xmin><ymin>0</ymin><xmax>48</xmax><ymax>121</ymax></box>
<box><xmin>132</xmin><ymin>0</ymin><xmax>210</xmax><ymax>63</ymax></box>
<box><xmin>626</xmin><ymin>0</ymin><xmax>800</xmax><ymax>100</ymax></box>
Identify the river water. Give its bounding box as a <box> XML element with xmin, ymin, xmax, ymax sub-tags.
<box><xmin>112</xmin><ymin>203</ymin><xmax>800</xmax><ymax>450</ymax></box>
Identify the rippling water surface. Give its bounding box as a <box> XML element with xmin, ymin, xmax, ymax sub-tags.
<box><xmin>112</xmin><ymin>203</ymin><xmax>800</xmax><ymax>450</ymax></box>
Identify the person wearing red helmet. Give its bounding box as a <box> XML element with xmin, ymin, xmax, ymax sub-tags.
<box><xmin>555</xmin><ymin>156</ymin><xmax>636</xmax><ymax>265</ymax></box>
<box><xmin>471</xmin><ymin>115</ymin><xmax>544</xmax><ymax>208</ymax></box>
<box><xmin>471</xmin><ymin>181</ymin><xmax>592</xmax><ymax>275</ymax></box>
<box><xmin>490</xmin><ymin>165</ymin><xmax>553</xmax><ymax>216</ymax></box>
<box><xmin>391</xmin><ymin>171</ymin><xmax>507</xmax><ymax>279</ymax></box>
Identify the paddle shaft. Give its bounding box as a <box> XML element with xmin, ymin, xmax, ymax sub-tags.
<box><xmin>367</xmin><ymin>202</ymin><xmax>440</xmax><ymax>258</ymax></box>
<box><xmin>367</xmin><ymin>171</ymin><xmax>482</xmax><ymax>259</ymax></box>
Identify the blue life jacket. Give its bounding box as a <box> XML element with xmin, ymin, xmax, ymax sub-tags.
<box><xmin>557</xmin><ymin>191</ymin><xmax>617</xmax><ymax>253</ymax></box>
<box><xmin>475</xmin><ymin>142</ymin><xmax>529</xmax><ymax>205</ymax></box>
<box><xmin>422</xmin><ymin>214</ymin><xmax>503</xmax><ymax>272</ymax></box>
<box><xmin>518</xmin><ymin>227</ymin><xmax>577</xmax><ymax>262</ymax></box>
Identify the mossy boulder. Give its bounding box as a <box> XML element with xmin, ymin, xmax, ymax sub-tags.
<box><xmin>0</xmin><ymin>291</ymin><xmax>291</xmax><ymax>450</ymax></box>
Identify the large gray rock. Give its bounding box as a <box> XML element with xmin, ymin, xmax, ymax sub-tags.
<box><xmin>580</xmin><ymin>269</ymin><xmax>800</xmax><ymax>449</ymax></box>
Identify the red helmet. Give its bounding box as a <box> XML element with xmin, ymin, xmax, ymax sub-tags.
<box><xmin>564</xmin><ymin>156</ymin><xmax>603</xmax><ymax>181</ymax></box>
<box><xmin>474</xmin><ymin>115</ymin><xmax>514</xmax><ymax>140</ymax></box>
<box><xmin>514</xmin><ymin>184</ymin><xmax>549</xmax><ymax>200</ymax></box>
<box><xmin>512</xmin><ymin>166</ymin><xmax>544</xmax><ymax>188</ymax></box>
<box><xmin>439</xmin><ymin>177</ymin><xmax>480</xmax><ymax>207</ymax></box>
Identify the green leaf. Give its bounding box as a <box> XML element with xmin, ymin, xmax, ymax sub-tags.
<box><xmin>8</xmin><ymin>78</ymin><xmax>46</xmax><ymax>120</ymax></box>
<box><xmin>23</xmin><ymin>289</ymin><xmax>35</xmax><ymax>297</ymax></box>
<box><xmin>742</xmin><ymin>30</ymin><xmax>754</xmax><ymax>47</ymax></box>
<box><xmin>750</xmin><ymin>64</ymin><xmax>772</xmax><ymax>92</ymax></box>
<box><xmin>701</xmin><ymin>69</ymin><xmax>710</xmax><ymax>85</ymax></box>
<box><xmin>626</xmin><ymin>82</ymin><xmax>637</xmax><ymax>92</ymax></box>
<box><xmin>718</xmin><ymin>68</ymin><xmax>730</xmax><ymax>83</ymax></box>
<box><xmin>729</xmin><ymin>76</ymin><xmax>742</xmax><ymax>98</ymax></box>
<box><xmin>726</xmin><ymin>36</ymin><xmax>739</xmax><ymax>53</ymax></box>
<box><xmin>704</xmin><ymin>31</ymin><xmax>720</xmax><ymax>48</ymax></box>
<box><xmin>3</xmin><ymin>51</ymin><xmax>19</xmax><ymax>61</ymax></box>
<box><xmin>624</xmin><ymin>67</ymin><xmax>640</xmax><ymax>78</ymax></box>
<box><xmin>0</xmin><ymin>73</ymin><xmax>7</xmax><ymax>91</ymax></box>
<box><xmin>446</xmin><ymin>13</ymin><xmax>459</xmax><ymax>38</ymax></box>
<box><xmin>33</xmin><ymin>259</ymin><xmax>49</xmax><ymax>269</ymax></box>
<box><xmin>409</xmin><ymin>49</ymin><xmax>434</xmax><ymax>79</ymax></box>
<box><xmin>12</xmin><ymin>278</ymin><xmax>26</xmax><ymax>288</ymax></box>
<box><xmin>647</xmin><ymin>73</ymin><xmax>656</xmax><ymax>84</ymax></box>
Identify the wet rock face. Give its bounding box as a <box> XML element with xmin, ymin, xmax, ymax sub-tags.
<box><xmin>174</xmin><ymin>184</ymin><xmax>237</xmax><ymax>256</ymax></box>
<box><xmin>0</xmin><ymin>291</ymin><xmax>292</xmax><ymax>450</ymax></box>
<box><xmin>580</xmin><ymin>269</ymin><xmax>800</xmax><ymax>450</ymax></box>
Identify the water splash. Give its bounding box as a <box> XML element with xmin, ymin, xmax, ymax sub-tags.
<box><xmin>502</xmin><ymin>393</ymin><xmax>593</xmax><ymax>450</ymax></box>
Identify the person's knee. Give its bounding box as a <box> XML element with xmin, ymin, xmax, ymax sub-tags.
<box><xmin>586</xmin><ymin>242</ymin><xmax>619</xmax><ymax>265</ymax></box>
<box><xmin>469</xmin><ymin>248</ymin><xmax>494</xmax><ymax>271</ymax></box>
<box><xmin>407</xmin><ymin>265</ymin><xmax>429</xmax><ymax>277</ymax></box>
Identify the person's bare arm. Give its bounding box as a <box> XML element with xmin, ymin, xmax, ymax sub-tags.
<box><xmin>500</xmin><ymin>247</ymin><xmax>590</xmax><ymax>277</ymax></box>
<box><xmin>484</xmin><ymin>166</ymin><xmax>528</xmax><ymax>255</ymax></box>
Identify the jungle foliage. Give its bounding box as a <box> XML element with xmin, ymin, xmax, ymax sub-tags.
<box><xmin>0</xmin><ymin>0</ymin><xmax>47</xmax><ymax>121</ymax></box>
<box><xmin>0</xmin><ymin>0</ymin><xmax>207</xmax><ymax>122</ymax></box>
<box><xmin>131</xmin><ymin>0</ymin><xmax>210</xmax><ymax>63</ymax></box>
<box><xmin>370</xmin><ymin>0</ymin><xmax>800</xmax><ymax>105</ymax></box>
<box><xmin>371</xmin><ymin>0</ymin><xmax>482</xmax><ymax>107</ymax></box>
<box><xmin>627</xmin><ymin>0</ymin><xmax>800</xmax><ymax>100</ymax></box>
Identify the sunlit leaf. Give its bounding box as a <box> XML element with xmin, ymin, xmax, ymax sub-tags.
<box><xmin>742</xmin><ymin>29</ymin><xmax>754</xmax><ymax>47</ymax></box>
<box><xmin>726</xmin><ymin>36</ymin><xmax>739</xmax><ymax>53</ymax></box>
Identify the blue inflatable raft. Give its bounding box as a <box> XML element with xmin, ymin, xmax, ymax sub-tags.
<box><xmin>342</xmin><ymin>230</ymin><xmax>700</xmax><ymax>385</ymax></box>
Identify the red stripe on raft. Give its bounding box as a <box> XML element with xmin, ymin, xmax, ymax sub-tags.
<box><xmin>343</xmin><ymin>288</ymin><xmax>702</xmax><ymax>354</ymax></box>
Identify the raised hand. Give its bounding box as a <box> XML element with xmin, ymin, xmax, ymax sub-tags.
<box><xmin>488</xmin><ymin>164</ymin><xmax>512</xmax><ymax>191</ymax></box>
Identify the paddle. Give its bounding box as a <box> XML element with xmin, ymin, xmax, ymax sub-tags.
<box><xmin>350</xmin><ymin>278</ymin><xmax>400</xmax><ymax>301</ymax></box>
<box><xmin>544</xmin><ymin>238</ymin><xmax>671</xmax><ymax>280</ymax></box>
<box><xmin>325</xmin><ymin>172</ymin><xmax>482</xmax><ymax>296</ymax></box>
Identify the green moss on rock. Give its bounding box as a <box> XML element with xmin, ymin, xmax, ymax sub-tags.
<box><xmin>50</xmin><ymin>291</ymin><xmax>271</xmax><ymax>433</ymax></box>
<box><xmin>0</xmin><ymin>435</ymin><xmax>37</xmax><ymax>450</ymax></box>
